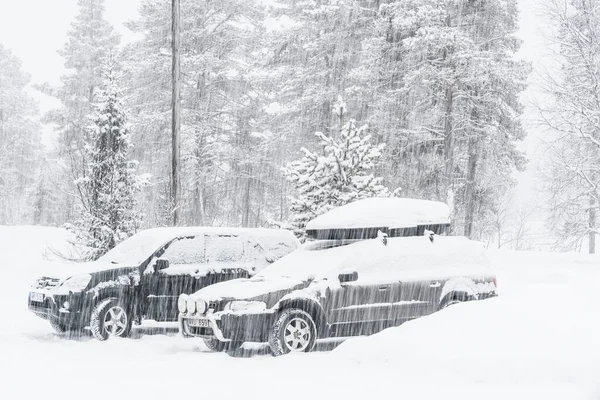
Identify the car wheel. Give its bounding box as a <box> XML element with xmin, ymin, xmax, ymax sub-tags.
<box><xmin>439</xmin><ymin>292</ymin><xmax>470</xmax><ymax>310</ymax></box>
<box><xmin>440</xmin><ymin>299</ymin><xmax>461</xmax><ymax>309</ymax></box>
<box><xmin>268</xmin><ymin>308</ymin><xmax>317</xmax><ymax>357</ymax></box>
<box><xmin>49</xmin><ymin>319</ymin><xmax>67</xmax><ymax>334</ymax></box>
<box><xmin>203</xmin><ymin>338</ymin><xmax>243</xmax><ymax>352</ymax></box>
<box><xmin>90</xmin><ymin>298</ymin><xmax>132</xmax><ymax>341</ymax></box>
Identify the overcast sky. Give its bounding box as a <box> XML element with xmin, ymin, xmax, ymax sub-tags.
<box><xmin>0</xmin><ymin>0</ymin><xmax>141</xmax><ymax>86</ymax></box>
<box><xmin>0</xmin><ymin>0</ymin><xmax>141</xmax><ymax>145</ymax></box>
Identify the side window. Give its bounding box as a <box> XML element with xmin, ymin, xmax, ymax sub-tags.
<box><xmin>161</xmin><ymin>236</ymin><xmax>205</xmax><ymax>265</ymax></box>
<box><xmin>261</xmin><ymin>242</ymin><xmax>295</xmax><ymax>263</ymax></box>
<box><xmin>205</xmin><ymin>235</ymin><xmax>244</xmax><ymax>262</ymax></box>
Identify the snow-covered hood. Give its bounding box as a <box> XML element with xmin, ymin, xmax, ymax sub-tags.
<box><xmin>190</xmin><ymin>275</ymin><xmax>307</xmax><ymax>303</ymax></box>
<box><xmin>31</xmin><ymin>261</ymin><xmax>139</xmax><ymax>296</ymax></box>
<box><xmin>37</xmin><ymin>261</ymin><xmax>136</xmax><ymax>281</ymax></box>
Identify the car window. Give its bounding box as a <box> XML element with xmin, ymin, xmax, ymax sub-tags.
<box><xmin>161</xmin><ymin>236</ymin><xmax>205</xmax><ymax>264</ymax></box>
<box><xmin>205</xmin><ymin>235</ymin><xmax>244</xmax><ymax>262</ymax></box>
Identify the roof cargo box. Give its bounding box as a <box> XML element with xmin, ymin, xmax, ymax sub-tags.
<box><xmin>305</xmin><ymin>198</ymin><xmax>450</xmax><ymax>241</ymax></box>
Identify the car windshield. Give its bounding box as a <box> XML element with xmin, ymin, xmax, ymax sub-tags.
<box><xmin>97</xmin><ymin>231</ymin><xmax>173</xmax><ymax>265</ymax></box>
<box><xmin>257</xmin><ymin>240</ymin><xmax>361</xmax><ymax>280</ymax></box>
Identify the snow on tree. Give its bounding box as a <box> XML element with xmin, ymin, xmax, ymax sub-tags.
<box><xmin>539</xmin><ymin>0</ymin><xmax>600</xmax><ymax>254</ymax></box>
<box><xmin>67</xmin><ymin>63</ymin><xmax>148</xmax><ymax>260</ymax></box>
<box><xmin>366</xmin><ymin>0</ymin><xmax>528</xmax><ymax>239</ymax></box>
<box><xmin>0</xmin><ymin>44</ymin><xmax>42</xmax><ymax>224</ymax></box>
<box><xmin>283</xmin><ymin>98</ymin><xmax>389</xmax><ymax>238</ymax></box>
<box><xmin>40</xmin><ymin>0</ymin><xmax>119</xmax><ymax>225</ymax></box>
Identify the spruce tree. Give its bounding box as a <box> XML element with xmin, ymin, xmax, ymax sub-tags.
<box><xmin>283</xmin><ymin>98</ymin><xmax>389</xmax><ymax>239</ymax></box>
<box><xmin>42</xmin><ymin>0</ymin><xmax>119</xmax><ymax>224</ymax></box>
<box><xmin>67</xmin><ymin>63</ymin><xmax>147</xmax><ymax>260</ymax></box>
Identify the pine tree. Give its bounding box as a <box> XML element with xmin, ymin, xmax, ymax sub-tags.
<box><xmin>123</xmin><ymin>0</ymin><xmax>267</xmax><ymax>227</ymax></box>
<box><xmin>42</xmin><ymin>0</ymin><xmax>119</xmax><ymax>225</ymax></box>
<box><xmin>0</xmin><ymin>44</ymin><xmax>42</xmax><ymax>224</ymax></box>
<box><xmin>368</xmin><ymin>0</ymin><xmax>528</xmax><ymax>239</ymax></box>
<box><xmin>283</xmin><ymin>98</ymin><xmax>389</xmax><ymax>238</ymax></box>
<box><xmin>67</xmin><ymin>63</ymin><xmax>147</xmax><ymax>260</ymax></box>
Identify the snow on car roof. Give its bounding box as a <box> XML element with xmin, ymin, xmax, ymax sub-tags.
<box><xmin>305</xmin><ymin>197</ymin><xmax>450</xmax><ymax>231</ymax></box>
<box><xmin>138</xmin><ymin>226</ymin><xmax>298</xmax><ymax>240</ymax></box>
<box><xmin>98</xmin><ymin>227</ymin><xmax>299</xmax><ymax>266</ymax></box>
<box><xmin>258</xmin><ymin>235</ymin><xmax>489</xmax><ymax>282</ymax></box>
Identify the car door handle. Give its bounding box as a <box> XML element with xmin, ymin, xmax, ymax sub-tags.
<box><xmin>378</xmin><ymin>285</ymin><xmax>391</xmax><ymax>291</ymax></box>
<box><xmin>430</xmin><ymin>281</ymin><xmax>441</xmax><ymax>288</ymax></box>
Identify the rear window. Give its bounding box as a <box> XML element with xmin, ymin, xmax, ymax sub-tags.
<box><xmin>205</xmin><ymin>235</ymin><xmax>244</xmax><ymax>262</ymax></box>
<box><xmin>161</xmin><ymin>236</ymin><xmax>205</xmax><ymax>264</ymax></box>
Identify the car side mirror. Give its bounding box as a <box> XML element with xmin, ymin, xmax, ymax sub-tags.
<box><xmin>338</xmin><ymin>271</ymin><xmax>358</xmax><ymax>284</ymax></box>
<box><xmin>154</xmin><ymin>258</ymin><xmax>170</xmax><ymax>272</ymax></box>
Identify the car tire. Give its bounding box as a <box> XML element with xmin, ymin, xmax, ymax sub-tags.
<box><xmin>203</xmin><ymin>338</ymin><xmax>243</xmax><ymax>352</ymax></box>
<box><xmin>439</xmin><ymin>292</ymin><xmax>470</xmax><ymax>310</ymax></box>
<box><xmin>268</xmin><ymin>308</ymin><xmax>317</xmax><ymax>357</ymax></box>
<box><xmin>49</xmin><ymin>319</ymin><xmax>67</xmax><ymax>334</ymax></box>
<box><xmin>90</xmin><ymin>298</ymin><xmax>133</xmax><ymax>341</ymax></box>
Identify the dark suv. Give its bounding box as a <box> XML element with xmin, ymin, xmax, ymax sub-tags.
<box><xmin>28</xmin><ymin>227</ymin><xmax>299</xmax><ymax>340</ymax></box>
<box><xmin>178</xmin><ymin>198</ymin><xmax>497</xmax><ymax>355</ymax></box>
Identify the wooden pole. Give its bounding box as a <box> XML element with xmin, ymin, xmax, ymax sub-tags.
<box><xmin>171</xmin><ymin>0</ymin><xmax>181</xmax><ymax>226</ymax></box>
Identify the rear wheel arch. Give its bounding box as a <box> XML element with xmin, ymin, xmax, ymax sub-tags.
<box><xmin>438</xmin><ymin>291</ymin><xmax>473</xmax><ymax>310</ymax></box>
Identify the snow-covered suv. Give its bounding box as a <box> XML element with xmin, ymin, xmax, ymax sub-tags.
<box><xmin>178</xmin><ymin>198</ymin><xmax>497</xmax><ymax>355</ymax></box>
<box><xmin>27</xmin><ymin>227</ymin><xmax>299</xmax><ymax>340</ymax></box>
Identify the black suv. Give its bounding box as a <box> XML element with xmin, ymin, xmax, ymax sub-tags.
<box><xmin>28</xmin><ymin>227</ymin><xmax>299</xmax><ymax>340</ymax></box>
<box><xmin>178</xmin><ymin>199</ymin><xmax>497</xmax><ymax>355</ymax></box>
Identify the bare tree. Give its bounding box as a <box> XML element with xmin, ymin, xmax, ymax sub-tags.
<box><xmin>539</xmin><ymin>0</ymin><xmax>600</xmax><ymax>253</ymax></box>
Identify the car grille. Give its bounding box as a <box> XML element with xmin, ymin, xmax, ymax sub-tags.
<box><xmin>208</xmin><ymin>301</ymin><xmax>221</xmax><ymax>312</ymax></box>
<box><xmin>34</xmin><ymin>277</ymin><xmax>61</xmax><ymax>290</ymax></box>
<box><xmin>188</xmin><ymin>326</ymin><xmax>214</xmax><ymax>337</ymax></box>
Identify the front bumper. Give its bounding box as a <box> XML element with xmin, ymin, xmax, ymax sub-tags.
<box><xmin>179</xmin><ymin>311</ymin><xmax>276</xmax><ymax>343</ymax></box>
<box><xmin>179</xmin><ymin>312</ymin><xmax>231</xmax><ymax>341</ymax></box>
<box><xmin>28</xmin><ymin>291</ymin><xmax>87</xmax><ymax>329</ymax></box>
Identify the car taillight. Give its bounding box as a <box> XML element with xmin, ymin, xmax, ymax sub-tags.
<box><xmin>493</xmin><ymin>276</ymin><xmax>497</xmax><ymax>288</ymax></box>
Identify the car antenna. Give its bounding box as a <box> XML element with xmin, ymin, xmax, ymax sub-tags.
<box><xmin>424</xmin><ymin>229</ymin><xmax>435</xmax><ymax>243</ymax></box>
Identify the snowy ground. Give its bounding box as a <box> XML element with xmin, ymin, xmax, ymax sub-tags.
<box><xmin>0</xmin><ymin>226</ymin><xmax>599</xmax><ymax>400</ymax></box>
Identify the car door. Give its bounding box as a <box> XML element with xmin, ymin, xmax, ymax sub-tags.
<box><xmin>145</xmin><ymin>235</ymin><xmax>206</xmax><ymax>321</ymax></box>
<box><xmin>388</xmin><ymin>279</ymin><xmax>441</xmax><ymax>324</ymax></box>
<box><xmin>325</xmin><ymin>272</ymin><xmax>395</xmax><ymax>337</ymax></box>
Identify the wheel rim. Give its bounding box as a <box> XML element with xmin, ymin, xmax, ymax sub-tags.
<box><xmin>283</xmin><ymin>317</ymin><xmax>311</xmax><ymax>352</ymax></box>
<box><xmin>103</xmin><ymin>306</ymin><xmax>128</xmax><ymax>337</ymax></box>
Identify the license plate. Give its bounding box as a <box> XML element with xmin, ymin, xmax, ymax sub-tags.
<box><xmin>189</xmin><ymin>318</ymin><xmax>210</xmax><ymax>328</ymax></box>
<box><xmin>30</xmin><ymin>292</ymin><xmax>44</xmax><ymax>303</ymax></box>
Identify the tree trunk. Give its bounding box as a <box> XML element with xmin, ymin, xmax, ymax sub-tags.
<box><xmin>463</xmin><ymin>135</ymin><xmax>479</xmax><ymax>239</ymax></box>
<box><xmin>444</xmin><ymin>85</ymin><xmax>454</xmax><ymax>203</ymax></box>
<box><xmin>242</xmin><ymin>166</ymin><xmax>252</xmax><ymax>227</ymax></box>
<box><xmin>589</xmin><ymin>198</ymin><xmax>596</xmax><ymax>254</ymax></box>
<box><xmin>171</xmin><ymin>0</ymin><xmax>181</xmax><ymax>226</ymax></box>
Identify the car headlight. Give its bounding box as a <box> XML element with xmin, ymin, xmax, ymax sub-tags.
<box><xmin>186</xmin><ymin>297</ymin><xmax>196</xmax><ymax>314</ymax></box>
<box><xmin>196</xmin><ymin>298</ymin><xmax>207</xmax><ymax>315</ymax></box>
<box><xmin>178</xmin><ymin>294</ymin><xmax>188</xmax><ymax>314</ymax></box>
<box><xmin>61</xmin><ymin>274</ymin><xmax>92</xmax><ymax>291</ymax></box>
<box><xmin>224</xmin><ymin>300</ymin><xmax>267</xmax><ymax>313</ymax></box>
